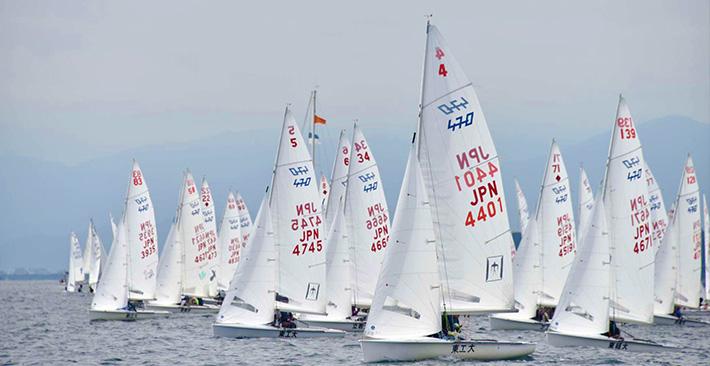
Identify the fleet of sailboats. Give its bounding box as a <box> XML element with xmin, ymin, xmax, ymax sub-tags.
<box><xmin>58</xmin><ymin>19</ymin><xmax>709</xmax><ymax>361</ymax></box>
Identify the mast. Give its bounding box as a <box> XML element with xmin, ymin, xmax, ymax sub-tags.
<box><xmin>415</xmin><ymin>20</ymin><xmax>430</xmax><ymax>156</ymax></box>
<box><xmin>312</xmin><ymin>89</ymin><xmax>317</xmax><ymax>166</ymax></box>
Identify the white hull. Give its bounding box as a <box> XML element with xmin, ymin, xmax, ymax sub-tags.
<box><xmin>489</xmin><ymin>315</ymin><xmax>547</xmax><ymax>331</ymax></box>
<box><xmin>546</xmin><ymin>331</ymin><xmax>682</xmax><ymax>352</ymax></box>
<box><xmin>296</xmin><ymin>318</ymin><xmax>365</xmax><ymax>332</ymax></box>
<box><xmin>213</xmin><ymin>323</ymin><xmax>346</xmax><ymax>339</ymax></box>
<box><xmin>653</xmin><ymin>314</ymin><xmax>710</xmax><ymax>327</ymax></box>
<box><xmin>144</xmin><ymin>303</ymin><xmax>219</xmax><ymax>314</ymax></box>
<box><xmin>359</xmin><ymin>338</ymin><xmax>536</xmax><ymax>362</ymax></box>
<box><xmin>88</xmin><ymin>309</ymin><xmax>171</xmax><ymax>321</ymax></box>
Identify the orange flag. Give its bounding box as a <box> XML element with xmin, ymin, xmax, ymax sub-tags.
<box><xmin>314</xmin><ymin>115</ymin><xmax>326</xmax><ymax>124</ymax></box>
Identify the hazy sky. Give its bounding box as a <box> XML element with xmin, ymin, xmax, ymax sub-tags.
<box><xmin>1</xmin><ymin>1</ymin><xmax>708</xmax><ymax>165</ymax></box>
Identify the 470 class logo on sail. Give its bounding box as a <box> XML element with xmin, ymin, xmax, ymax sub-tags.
<box><xmin>437</xmin><ymin>96</ymin><xmax>474</xmax><ymax>132</ymax></box>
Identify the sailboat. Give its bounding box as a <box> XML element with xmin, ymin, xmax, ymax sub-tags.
<box><xmin>345</xmin><ymin>123</ymin><xmax>390</xmax><ymax>308</ymax></box>
<box><xmin>361</xmin><ymin>22</ymin><xmax>536</xmax><ymax>361</ymax></box>
<box><xmin>546</xmin><ymin>96</ymin><xmax>680</xmax><ymax>351</ymax></box>
<box><xmin>361</xmin><ymin>142</ymin><xmax>535</xmax><ymax>361</ymax></box>
<box><xmin>703</xmin><ymin>195</ymin><xmax>709</xmax><ymax>309</ymax></box>
<box><xmin>145</xmin><ymin>170</ymin><xmax>220</xmax><ymax>313</ymax></box>
<box><xmin>213</xmin><ymin>108</ymin><xmax>346</xmax><ymax>338</ymax></box>
<box><xmin>66</xmin><ymin>231</ymin><xmax>84</xmax><ymax>292</ymax></box>
<box><xmin>514</xmin><ymin>178</ymin><xmax>530</xmax><ymax>247</ymax></box>
<box><xmin>89</xmin><ymin>160</ymin><xmax>169</xmax><ymax>321</ymax></box>
<box><xmin>216</xmin><ymin>189</ymin><xmax>246</xmax><ymax>292</ymax></box>
<box><xmin>85</xmin><ymin>220</ymin><xmax>108</xmax><ymax>291</ymax></box>
<box><xmin>490</xmin><ymin>140</ymin><xmax>577</xmax><ymax>330</ymax></box>
<box><xmin>577</xmin><ymin>166</ymin><xmax>595</xmax><ymax>244</ymax></box>
<box><xmin>653</xmin><ymin>155</ymin><xmax>708</xmax><ymax>326</ymax></box>
<box><xmin>200</xmin><ymin>178</ymin><xmax>220</xmax><ymax>297</ymax></box>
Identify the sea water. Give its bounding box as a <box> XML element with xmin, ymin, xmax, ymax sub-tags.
<box><xmin>2</xmin><ymin>281</ymin><xmax>709</xmax><ymax>365</ymax></box>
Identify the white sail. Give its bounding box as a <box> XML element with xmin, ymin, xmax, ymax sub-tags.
<box><xmin>645</xmin><ymin>162</ymin><xmax>669</xmax><ymax>255</ymax></box>
<box><xmin>674</xmin><ymin>155</ymin><xmax>701</xmax><ymax>308</ymax></box>
<box><xmin>67</xmin><ymin>231</ymin><xmax>84</xmax><ymax>291</ymax></box>
<box><xmin>200</xmin><ymin>178</ymin><xmax>220</xmax><ymax>297</ymax></box>
<box><xmin>125</xmin><ymin>160</ymin><xmax>158</xmax><ymax>300</ymax></box>
<box><xmin>536</xmin><ymin>140</ymin><xmax>577</xmax><ymax>307</ymax></box>
<box><xmin>603</xmin><ymin>96</ymin><xmax>654</xmax><ymax>324</ymax></box>
<box><xmin>320</xmin><ymin>198</ymin><xmax>354</xmax><ymax>320</ymax></box>
<box><xmin>110</xmin><ymin>212</ymin><xmax>117</xmax><ymax>240</ymax></box>
<box><xmin>515</xmin><ymin>178</ymin><xmax>530</xmax><ymax>237</ymax></box>
<box><xmin>344</xmin><ymin>124</ymin><xmax>390</xmax><ymax>307</ymax></box>
<box><xmin>508</xmin><ymin>217</ymin><xmax>541</xmax><ymax>319</ymax></box>
<box><xmin>270</xmin><ymin>108</ymin><xmax>326</xmax><ymax>315</ymax></box>
<box><xmin>319</xmin><ymin>173</ymin><xmax>330</xmax><ymax>211</ymax></box>
<box><xmin>180</xmin><ymin>170</ymin><xmax>214</xmax><ymax>297</ymax></box>
<box><xmin>365</xmin><ymin>146</ymin><xmax>441</xmax><ymax>339</ymax></box>
<box><xmin>324</xmin><ymin>130</ymin><xmax>351</xmax><ymax>234</ymax></box>
<box><xmin>83</xmin><ymin>222</ymin><xmax>93</xmax><ymax>280</ymax></box>
<box><xmin>217</xmin><ymin>191</ymin><xmax>276</xmax><ymax>325</ymax></box>
<box><xmin>577</xmin><ymin>166</ymin><xmax>595</xmax><ymax>244</ymax></box>
<box><xmin>88</xmin><ymin>221</ymin><xmax>107</xmax><ymax>287</ymax></box>
<box><xmin>153</xmin><ymin>221</ymin><xmax>181</xmax><ymax>305</ymax></box>
<box><xmin>417</xmin><ymin>24</ymin><xmax>515</xmax><ymax>313</ymax></box>
<box><xmin>549</xmin><ymin>195</ymin><xmax>611</xmax><ymax>336</ymax></box>
<box><xmin>217</xmin><ymin>190</ymin><xmax>244</xmax><ymax>291</ymax></box>
<box><xmin>91</xmin><ymin>221</ymin><xmax>129</xmax><ymax>311</ymax></box>
<box><xmin>235</xmin><ymin>192</ymin><xmax>253</xmax><ymax>255</ymax></box>
<box><xmin>654</xmin><ymin>208</ymin><xmax>677</xmax><ymax>316</ymax></box>
<box><xmin>703</xmin><ymin>194</ymin><xmax>710</xmax><ymax>302</ymax></box>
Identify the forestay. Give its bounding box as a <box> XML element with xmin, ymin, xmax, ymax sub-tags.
<box><xmin>365</xmin><ymin>146</ymin><xmax>441</xmax><ymax>339</ymax></box>
<box><xmin>217</xmin><ymin>190</ymin><xmax>244</xmax><ymax>291</ymax></box>
<box><xmin>270</xmin><ymin>108</ymin><xmax>326</xmax><ymax>315</ymax></box>
<box><xmin>417</xmin><ymin>24</ymin><xmax>515</xmax><ymax>313</ymax></box>
<box><xmin>200</xmin><ymin>178</ymin><xmax>220</xmax><ymax>297</ymax></box>
<box><xmin>92</xmin><ymin>221</ymin><xmax>129</xmax><ymax>311</ymax></box>
<box><xmin>216</xmin><ymin>192</ymin><xmax>276</xmax><ymax>326</ymax></box>
<box><xmin>577</xmin><ymin>167</ymin><xmax>594</xmax><ymax>244</ymax></box>
<box><xmin>674</xmin><ymin>155</ymin><xmax>701</xmax><ymax>308</ymax></box>
<box><xmin>324</xmin><ymin>130</ymin><xmax>351</xmax><ymax>234</ymax></box>
<box><xmin>125</xmin><ymin>160</ymin><xmax>158</xmax><ymax>301</ymax></box>
<box><xmin>345</xmin><ymin>124</ymin><xmax>390</xmax><ymax>307</ymax></box>
<box><xmin>549</xmin><ymin>195</ymin><xmax>610</xmax><ymax>336</ymax></box>
<box><xmin>603</xmin><ymin>96</ymin><xmax>654</xmax><ymax>324</ymax></box>
<box><xmin>180</xmin><ymin>170</ymin><xmax>213</xmax><ymax>297</ymax></box>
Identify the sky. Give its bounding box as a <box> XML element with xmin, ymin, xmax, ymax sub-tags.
<box><xmin>1</xmin><ymin>1</ymin><xmax>708</xmax><ymax>165</ymax></box>
<box><xmin>1</xmin><ymin>1</ymin><xmax>709</xmax><ymax>272</ymax></box>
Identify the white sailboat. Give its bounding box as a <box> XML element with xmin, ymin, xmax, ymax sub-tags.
<box><xmin>577</xmin><ymin>166</ymin><xmax>595</xmax><ymax>244</ymax></box>
<box><xmin>654</xmin><ymin>155</ymin><xmax>707</xmax><ymax>326</ymax></box>
<box><xmin>491</xmin><ymin>140</ymin><xmax>577</xmax><ymax>330</ymax></box>
<box><xmin>361</xmin><ymin>143</ymin><xmax>535</xmax><ymax>362</ymax></box>
<box><xmin>345</xmin><ymin>124</ymin><xmax>390</xmax><ymax>308</ymax></box>
<box><xmin>66</xmin><ymin>231</ymin><xmax>84</xmax><ymax>292</ymax></box>
<box><xmin>704</xmin><ymin>194</ymin><xmax>710</xmax><ymax>308</ymax></box>
<box><xmin>216</xmin><ymin>189</ymin><xmax>245</xmax><ymax>292</ymax></box>
<box><xmin>86</xmin><ymin>220</ymin><xmax>108</xmax><ymax>291</ymax></box>
<box><xmin>146</xmin><ymin>170</ymin><xmax>219</xmax><ymax>313</ymax></box>
<box><xmin>360</xmin><ymin>22</ymin><xmax>536</xmax><ymax>362</ymax></box>
<box><xmin>547</xmin><ymin>96</ymin><xmax>680</xmax><ymax>351</ymax></box>
<box><xmin>89</xmin><ymin>160</ymin><xmax>169</xmax><ymax>320</ymax></box>
<box><xmin>200</xmin><ymin>178</ymin><xmax>220</xmax><ymax>297</ymax></box>
<box><xmin>215</xmin><ymin>108</ymin><xmax>345</xmax><ymax>338</ymax></box>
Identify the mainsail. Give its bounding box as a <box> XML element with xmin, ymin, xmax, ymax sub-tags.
<box><xmin>217</xmin><ymin>190</ymin><xmax>244</xmax><ymax>291</ymax></box>
<box><xmin>125</xmin><ymin>160</ymin><xmax>158</xmax><ymax>300</ymax></box>
<box><xmin>674</xmin><ymin>155</ymin><xmax>701</xmax><ymax>308</ymax></box>
<box><xmin>180</xmin><ymin>170</ymin><xmax>214</xmax><ymax>297</ymax></box>
<box><xmin>577</xmin><ymin>166</ymin><xmax>595</xmax><ymax>244</ymax></box>
<box><xmin>323</xmin><ymin>130</ymin><xmax>351</xmax><ymax>234</ymax></box>
<box><xmin>200</xmin><ymin>178</ymin><xmax>220</xmax><ymax>296</ymax></box>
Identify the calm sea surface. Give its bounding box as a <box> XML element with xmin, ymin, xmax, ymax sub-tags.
<box><xmin>2</xmin><ymin>281</ymin><xmax>709</xmax><ymax>365</ymax></box>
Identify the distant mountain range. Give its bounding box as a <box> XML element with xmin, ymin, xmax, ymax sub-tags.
<box><xmin>0</xmin><ymin>115</ymin><xmax>707</xmax><ymax>271</ymax></box>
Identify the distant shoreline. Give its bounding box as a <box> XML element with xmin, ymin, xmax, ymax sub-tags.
<box><xmin>1</xmin><ymin>274</ymin><xmax>65</xmax><ymax>281</ymax></box>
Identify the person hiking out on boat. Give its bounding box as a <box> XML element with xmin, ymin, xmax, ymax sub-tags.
<box><xmin>673</xmin><ymin>305</ymin><xmax>683</xmax><ymax>319</ymax></box>
<box><xmin>603</xmin><ymin>321</ymin><xmax>621</xmax><ymax>339</ymax></box>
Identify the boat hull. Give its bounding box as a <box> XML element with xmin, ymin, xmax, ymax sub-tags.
<box><xmin>359</xmin><ymin>338</ymin><xmax>536</xmax><ymax>362</ymax></box>
<box><xmin>546</xmin><ymin>331</ymin><xmax>682</xmax><ymax>352</ymax></box>
<box><xmin>653</xmin><ymin>314</ymin><xmax>710</xmax><ymax>327</ymax></box>
<box><xmin>88</xmin><ymin>309</ymin><xmax>170</xmax><ymax>321</ymax></box>
<box><xmin>296</xmin><ymin>318</ymin><xmax>366</xmax><ymax>332</ymax></box>
<box><xmin>489</xmin><ymin>315</ymin><xmax>547</xmax><ymax>331</ymax></box>
<box><xmin>144</xmin><ymin>303</ymin><xmax>219</xmax><ymax>314</ymax></box>
<box><xmin>213</xmin><ymin>323</ymin><xmax>346</xmax><ymax>339</ymax></box>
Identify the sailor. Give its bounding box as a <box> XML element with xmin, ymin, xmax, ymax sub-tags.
<box><xmin>603</xmin><ymin>321</ymin><xmax>621</xmax><ymax>339</ymax></box>
<box><xmin>672</xmin><ymin>305</ymin><xmax>683</xmax><ymax>319</ymax></box>
<box><xmin>78</xmin><ymin>284</ymin><xmax>83</xmax><ymax>293</ymax></box>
